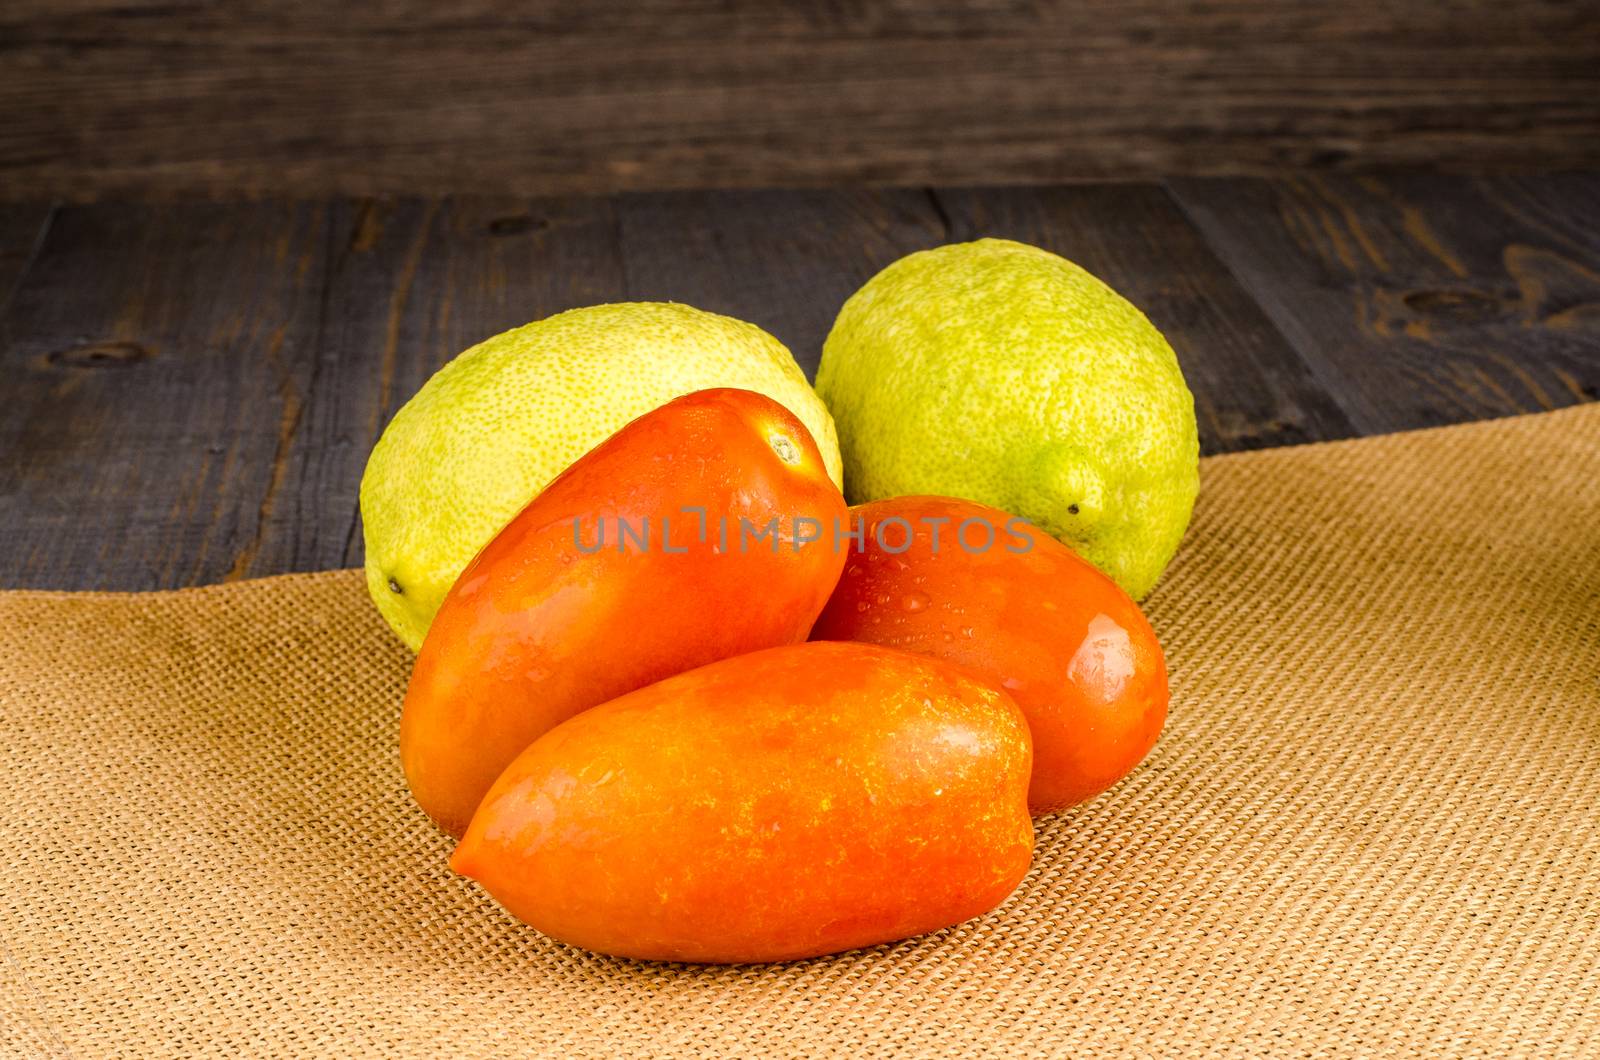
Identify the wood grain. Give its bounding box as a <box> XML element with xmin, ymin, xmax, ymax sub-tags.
<box><xmin>0</xmin><ymin>201</ymin><xmax>330</xmax><ymax>589</ymax></box>
<box><xmin>1170</xmin><ymin>173</ymin><xmax>1600</xmax><ymax>434</ymax></box>
<box><xmin>615</xmin><ymin>188</ymin><xmax>946</xmax><ymax>376</ymax></box>
<box><xmin>1</xmin><ymin>1</ymin><xmax>1597</xmax><ymax>199</ymax></box>
<box><xmin>1</xmin><ymin>176</ymin><xmax>1596</xmax><ymax>591</ymax></box>
<box><xmin>0</xmin><ymin>204</ymin><xmax>53</xmax><ymax>316</ymax></box>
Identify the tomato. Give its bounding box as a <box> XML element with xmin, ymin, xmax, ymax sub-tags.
<box><xmin>811</xmin><ymin>496</ymin><xmax>1168</xmax><ymax>814</ymax></box>
<box><xmin>451</xmin><ymin>641</ymin><xmax>1034</xmax><ymax>963</ymax></box>
<box><xmin>401</xmin><ymin>389</ymin><xmax>847</xmax><ymax>837</ymax></box>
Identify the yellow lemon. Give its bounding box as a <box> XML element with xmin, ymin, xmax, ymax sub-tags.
<box><xmin>817</xmin><ymin>239</ymin><xmax>1197</xmax><ymax>599</ymax></box>
<box><xmin>361</xmin><ymin>302</ymin><xmax>842</xmax><ymax>649</ymax></box>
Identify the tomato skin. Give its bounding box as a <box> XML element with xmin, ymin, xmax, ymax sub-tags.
<box><xmin>451</xmin><ymin>641</ymin><xmax>1034</xmax><ymax>964</ymax></box>
<box><xmin>401</xmin><ymin>389</ymin><xmax>847</xmax><ymax>838</ymax></box>
<box><xmin>811</xmin><ymin>496</ymin><xmax>1169</xmax><ymax>815</ymax></box>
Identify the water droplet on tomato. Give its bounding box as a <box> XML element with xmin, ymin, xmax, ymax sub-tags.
<box><xmin>901</xmin><ymin>591</ymin><xmax>931</xmax><ymax>612</ymax></box>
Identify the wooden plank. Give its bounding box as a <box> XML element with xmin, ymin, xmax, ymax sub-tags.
<box><xmin>933</xmin><ymin>185</ymin><xmax>1358</xmax><ymax>452</ymax></box>
<box><xmin>0</xmin><ymin>196</ymin><xmax>630</xmax><ymax>588</ymax></box>
<box><xmin>1169</xmin><ymin>173</ymin><xmax>1600</xmax><ymax>434</ymax></box>
<box><xmin>4</xmin><ymin>180</ymin><xmax>1590</xmax><ymax>591</ymax></box>
<box><xmin>615</xmin><ymin>188</ymin><xmax>945</xmax><ymax>377</ymax></box>
<box><xmin>0</xmin><ymin>203</ymin><xmax>53</xmax><ymax>315</ymax></box>
<box><xmin>1</xmin><ymin>2</ymin><xmax>1597</xmax><ymax>198</ymax></box>
<box><xmin>0</xmin><ymin>201</ymin><xmax>331</xmax><ymax>590</ymax></box>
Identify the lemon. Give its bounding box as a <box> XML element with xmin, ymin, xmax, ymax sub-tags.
<box><xmin>361</xmin><ymin>302</ymin><xmax>842</xmax><ymax>649</ymax></box>
<box><xmin>816</xmin><ymin>239</ymin><xmax>1197</xmax><ymax>599</ymax></box>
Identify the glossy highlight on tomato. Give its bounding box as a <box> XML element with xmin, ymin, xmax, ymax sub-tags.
<box><xmin>812</xmin><ymin>496</ymin><xmax>1169</xmax><ymax>814</ymax></box>
<box><xmin>401</xmin><ymin>389</ymin><xmax>848</xmax><ymax>838</ymax></box>
<box><xmin>452</xmin><ymin>641</ymin><xmax>1035</xmax><ymax>963</ymax></box>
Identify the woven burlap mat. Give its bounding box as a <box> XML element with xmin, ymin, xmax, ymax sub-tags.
<box><xmin>3</xmin><ymin>405</ymin><xmax>1598</xmax><ymax>1058</ymax></box>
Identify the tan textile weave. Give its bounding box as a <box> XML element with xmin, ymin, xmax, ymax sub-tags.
<box><xmin>2</xmin><ymin>405</ymin><xmax>1598</xmax><ymax>1058</ymax></box>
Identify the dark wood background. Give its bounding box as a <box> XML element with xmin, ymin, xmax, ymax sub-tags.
<box><xmin>3</xmin><ymin>173</ymin><xmax>1597</xmax><ymax>591</ymax></box>
<box><xmin>2</xmin><ymin>1</ymin><xmax>1599</xmax><ymax>199</ymax></box>
<box><xmin>2</xmin><ymin>3</ymin><xmax>1598</xmax><ymax>591</ymax></box>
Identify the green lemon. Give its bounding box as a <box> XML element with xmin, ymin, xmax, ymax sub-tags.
<box><xmin>361</xmin><ymin>302</ymin><xmax>842</xmax><ymax>650</ymax></box>
<box><xmin>816</xmin><ymin>238</ymin><xmax>1198</xmax><ymax>599</ymax></box>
